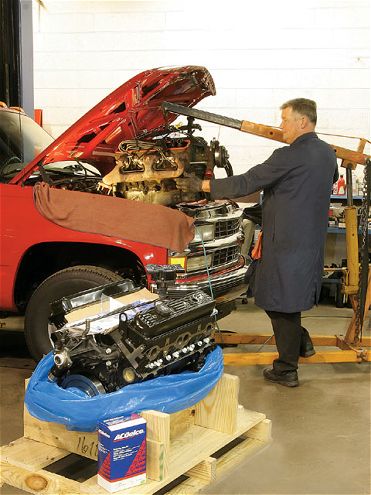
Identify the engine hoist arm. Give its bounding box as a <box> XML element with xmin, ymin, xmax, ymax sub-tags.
<box><xmin>162</xmin><ymin>102</ymin><xmax>370</xmax><ymax>165</ymax></box>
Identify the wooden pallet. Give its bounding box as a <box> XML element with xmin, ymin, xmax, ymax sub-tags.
<box><xmin>1</xmin><ymin>374</ymin><xmax>271</xmax><ymax>494</ymax></box>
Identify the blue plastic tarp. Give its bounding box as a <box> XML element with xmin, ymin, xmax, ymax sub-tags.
<box><xmin>25</xmin><ymin>346</ymin><xmax>224</xmax><ymax>432</ymax></box>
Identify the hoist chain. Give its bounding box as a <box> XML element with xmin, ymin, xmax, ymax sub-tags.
<box><xmin>355</xmin><ymin>158</ymin><xmax>370</xmax><ymax>342</ymax></box>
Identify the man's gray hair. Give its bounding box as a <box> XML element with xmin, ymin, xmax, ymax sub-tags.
<box><xmin>280</xmin><ymin>98</ymin><xmax>317</xmax><ymax>125</ymax></box>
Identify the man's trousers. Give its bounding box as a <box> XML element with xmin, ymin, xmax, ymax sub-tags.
<box><xmin>265</xmin><ymin>310</ymin><xmax>306</xmax><ymax>373</ymax></box>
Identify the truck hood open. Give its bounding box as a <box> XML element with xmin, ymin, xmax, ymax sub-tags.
<box><xmin>13</xmin><ymin>66</ymin><xmax>215</xmax><ymax>183</ymax></box>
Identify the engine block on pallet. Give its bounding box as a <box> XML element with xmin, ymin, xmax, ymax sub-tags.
<box><xmin>48</xmin><ymin>265</ymin><xmax>217</xmax><ymax>395</ymax></box>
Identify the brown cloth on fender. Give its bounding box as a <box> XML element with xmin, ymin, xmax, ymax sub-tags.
<box><xmin>33</xmin><ymin>182</ymin><xmax>195</xmax><ymax>252</ymax></box>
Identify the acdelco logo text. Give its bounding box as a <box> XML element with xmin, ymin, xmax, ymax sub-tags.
<box><xmin>114</xmin><ymin>429</ymin><xmax>144</xmax><ymax>441</ymax></box>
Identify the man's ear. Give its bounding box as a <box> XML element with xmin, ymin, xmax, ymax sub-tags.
<box><xmin>301</xmin><ymin>115</ymin><xmax>309</xmax><ymax>129</ymax></box>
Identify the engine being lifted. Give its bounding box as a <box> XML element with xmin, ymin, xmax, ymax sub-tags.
<box><xmin>96</xmin><ymin>117</ymin><xmax>233</xmax><ymax>206</ymax></box>
<box><xmin>48</xmin><ymin>265</ymin><xmax>216</xmax><ymax>396</ymax></box>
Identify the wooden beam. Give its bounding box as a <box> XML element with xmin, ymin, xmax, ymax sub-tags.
<box><xmin>239</xmin><ymin>120</ymin><xmax>370</xmax><ymax>165</ymax></box>
<box><xmin>170</xmin><ymin>408</ymin><xmax>195</xmax><ymax>440</ymax></box>
<box><xmin>223</xmin><ymin>350</ymin><xmax>370</xmax><ymax>366</ymax></box>
<box><xmin>23</xmin><ymin>406</ymin><xmax>99</xmax><ymax>461</ymax></box>
<box><xmin>215</xmin><ymin>332</ymin><xmax>371</xmax><ymax>347</ymax></box>
<box><xmin>195</xmin><ymin>374</ymin><xmax>239</xmax><ymax>435</ymax></box>
<box><xmin>141</xmin><ymin>410</ymin><xmax>170</xmax><ymax>481</ymax></box>
<box><xmin>215</xmin><ymin>333</ymin><xmax>275</xmax><ymax>345</ymax></box>
<box><xmin>243</xmin><ymin>418</ymin><xmax>272</xmax><ymax>443</ymax></box>
<box><xmin>1</xmin><ymin>437</ymin><xmax>69</xmax><ymax>471</ymax></box>
<box><xmin>185</xmin><ymin>457</ymin><xmax>216</xmax><ymax>483</ymax></box>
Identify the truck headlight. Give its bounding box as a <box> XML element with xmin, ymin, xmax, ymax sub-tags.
<box><xmin>187</xmin><ymin>254</ymin><xmax>212</xmax><ymax>272</ymax></box>
<box><xmin>193</xmin><ymin>225</ymin><xmax>215</xmax><ymax>242</ymax></box>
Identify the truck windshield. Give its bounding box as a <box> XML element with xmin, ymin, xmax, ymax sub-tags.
<box><xmin>0</xmin><ymin>111</ymin><xmax>54</xmax><ymax>179</ymax></box>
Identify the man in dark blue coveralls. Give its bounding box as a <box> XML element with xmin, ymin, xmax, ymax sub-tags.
<box><xmin>176</xmin><ymin>98</ymin><xmax>338</xmax><ymax>387</ymax></box>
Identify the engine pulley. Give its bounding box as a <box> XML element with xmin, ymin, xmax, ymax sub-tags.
<box><xmin>61</xmin><ymin>374</ymin><xmax>106</xmax><ymax>397</ymax></box>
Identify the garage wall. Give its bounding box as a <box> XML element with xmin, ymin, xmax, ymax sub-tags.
<box><xmin>32</xmin><ymin>0</ymin><xmax>370</xmax><ymax>176</ymax></box>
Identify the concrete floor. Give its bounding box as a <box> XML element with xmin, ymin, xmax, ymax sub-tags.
<box><xmin>0</xmin><ymin>301</ymin><xmax>370</xmax><ymax>494</ymax></box>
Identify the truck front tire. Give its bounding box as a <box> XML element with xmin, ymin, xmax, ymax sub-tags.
<box><xmin>24</xmin><ymin>265</ymin><xmax>122</xmax><ymax>361</ymax></box>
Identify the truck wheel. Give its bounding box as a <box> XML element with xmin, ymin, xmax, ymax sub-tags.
<box><xmin>24</xmin><ymin>265</ymin><xmax>122</xmax><ymax>361</ymax></box>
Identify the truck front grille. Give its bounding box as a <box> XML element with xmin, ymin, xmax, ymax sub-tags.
<box><xmin>212</xmin><ymin>245</ymin><xmax>240</xmax><ymax>268</ymax></box>
<box><xmin>214</xmin><ymin>218</ymin><xmax>240</xmax><ymax>239</ymax></box>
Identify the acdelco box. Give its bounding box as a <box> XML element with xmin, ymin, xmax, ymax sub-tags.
<box><xmin>98</xmin><ymin>414</ymin><xmax>146</xmax><ymax>492</ymax></box>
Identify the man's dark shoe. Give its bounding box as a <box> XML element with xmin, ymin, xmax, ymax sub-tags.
<box><xmin>300</xmin><ymin>330</ymin><xmax>316</xmax><ymax>358</ymax></box>
<box><xmin>263</xmin><ymin>367</ymin><xmax>299</xmax><ymax>387</ymax></box>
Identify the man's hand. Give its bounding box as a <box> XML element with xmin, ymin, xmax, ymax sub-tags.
<box><xmin>175</xmin><ymin>172</ymin><xmax>203</xmax><ymax>193</ymax></box>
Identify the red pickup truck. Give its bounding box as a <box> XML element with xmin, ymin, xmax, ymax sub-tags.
<box><xmin>0</xmin><ymin>66</ymin><xmax>247</xmax><ymax>361</ymax></box>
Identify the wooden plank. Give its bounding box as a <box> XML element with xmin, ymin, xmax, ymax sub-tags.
<box><xmin>1</xmin><ymin>437</ymin><xmax>69</xmax><ymax>471</ymax></box>
<box><xmin>185</xmin><ymin>457</ymin><xmax>216</xmax><ymax>482</ymax></box>
<box><xmin>244</xmin><ymin>418</ymin><xmax>272</xmax><ymax>443</ymax></box>
<box><xmin>146</xmin><ymin>439</ymin><xmax>165</xmax><ymax>482</ymax></box>
<box><xmin>224</xmin><ymin>351</ymin><xmax>278</xmax><ymax>366</ymax></box>
<box><xmin>194</xmin><ymin>374</ymin><xmax>239</xmax><ymax>434</ymax></box>
<box><xmin>170</xmin><ymin>408</ymin><xmax>195</xmax><ymax>440</ymax></box>
<box><xmin>1</xmin><ymin>460</ymin><xmax>84</xmax><ymax>495</ymax></box>
<box><xmin>223</xmin><ymin>350</ymin><xmax>367</xmax><ymax>365</ymax></box>
<box><xmin>141</xmin><ymin>410</ymin><xmax>170</xmax><ymax>481</ymax></box>
<box><xmin>215</xmin><ymin>332</ymin><xmax>359</xmax><ymax>347</ymax></box>
<box><xmin>239</xmin><ymin>121</ymin><xmax>370</xmax><ymax>165</ymax></box>
<box><xmin>24</xmin><ymin>407</ymin><xmax>99</xmax><ymax>461</ymax></box>
<box><xmin>141</xmin><ymin>410</ymin><xmax>170</xmax><ymax>446</ymax></box>
<box><xmin>215</xmin><ymin>332</ymin><xmax>276</xmax><ymax>345</ymax></box>
<box><xmin>164</xmin><ymin>476</ymin><xmax>208</xmax><ymax>495</ymax></box>
<box><xmin>216</xmin><ymin>436</ymin><xmax>270</xmax><ymax>478</ymax></box>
